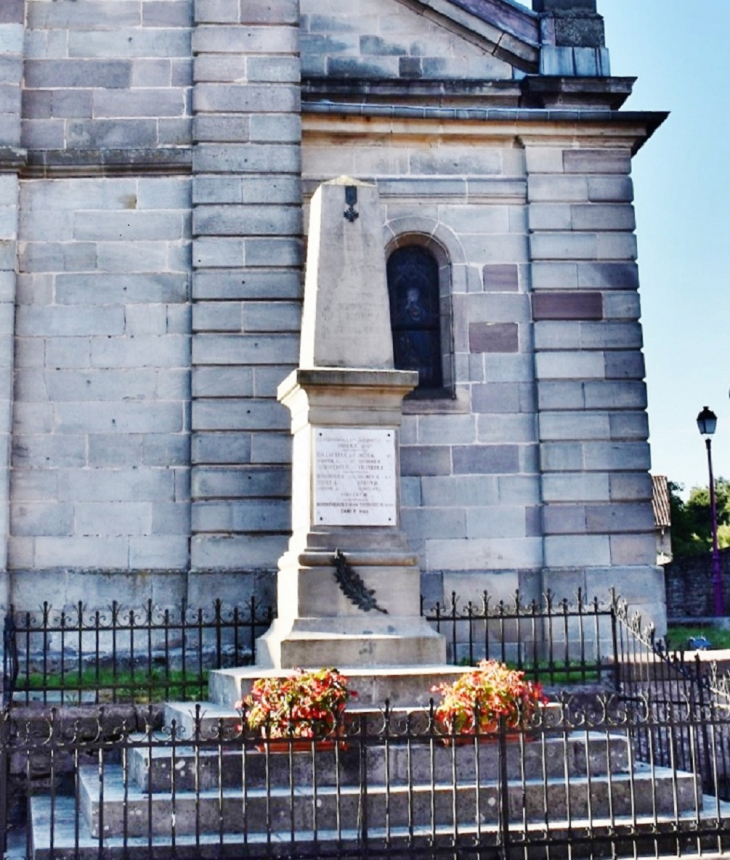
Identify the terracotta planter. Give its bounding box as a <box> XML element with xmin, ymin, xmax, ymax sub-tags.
<box><xmin>440</xmin><ymin>728</ymin><xmax>534</xmax><ymax>746</ymax></box>
<box><xmin>255</xmin><ymin>736</ymin><xmax>348</xmax><ymax>753</ymax></box>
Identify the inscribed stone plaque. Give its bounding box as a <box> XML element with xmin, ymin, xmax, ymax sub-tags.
<box><xmin>314</xmin><ymin>428</ymin><xmax>397</xmax><ymax>526</ymax></box>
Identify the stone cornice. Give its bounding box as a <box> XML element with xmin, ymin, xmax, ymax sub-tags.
<box><xmin>20</xmin><ymin>147</ymin><xmax>192</xmax><ymax>178</ymax></box>
<box><xmin>303</xmin><ymin>103</ymin><xmax>668</xmax><ymax>153</ymax></box>
<box><xmin>0</xmin><ymin>147</ymin><xmax>27</xmax><ymax>173</ymax></box>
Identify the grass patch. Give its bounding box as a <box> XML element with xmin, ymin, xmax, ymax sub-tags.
<box><xmin>458</xmin><ymin>657</ymin><xmax>603</xmax><ymax>684</ymax></box>
<box><xmin>18</xmin><ymin>667</ymin><xmax>209</xmax><ymax>703</ymax></box>
<box><xmin>665</xmin><ymin>625</ymin><xmax>730</xmax><ymax>652</ymax></box>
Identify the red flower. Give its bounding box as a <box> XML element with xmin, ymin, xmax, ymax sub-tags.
<box><xmin>432</xmin><ymin>660</ymin><xmax>547</xmax><ymax>736</ymax></box>
<box><xmin>237</xmin><ymin>668</ymin><xmax>352</xmax><ymax>739</ymax></box>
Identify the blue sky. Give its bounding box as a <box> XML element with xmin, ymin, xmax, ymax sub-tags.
<box><xmin>598</xmin><ymin>0</ymin><xmax>730</xmax><ymax>495</ymax></box>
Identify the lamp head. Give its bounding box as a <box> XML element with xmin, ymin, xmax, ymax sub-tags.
<box><xmin>697</xmin><ymin>406</ymin><xmax>718</xmax><ymax>437</ymax></box>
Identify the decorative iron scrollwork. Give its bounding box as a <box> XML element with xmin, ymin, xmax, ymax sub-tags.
<box><xmin>333</xmin><ymin>549</ymin><xmax>388</xmax><ymax>614</ymax></box>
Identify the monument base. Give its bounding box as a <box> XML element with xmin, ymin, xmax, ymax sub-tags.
<box><xmin>208</xmin><ymin>664</ymin><xmax>465</xmax><ymax>709</ymax></box>
<box><xmin>257</xmin><ymin>541</ymin><xmax>447</xmax><ymax>669</ymax></box>
<box><xmin>256</xmin><ymin>616</ymin><xmax>447</xmax><ymax>670</ymax></box>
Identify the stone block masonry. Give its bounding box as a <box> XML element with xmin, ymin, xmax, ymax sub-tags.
<box><xmin>11</xmin><ymin>176</ymin><xmax>192</xmax><ymax>573</ymax></box>
<box><xmin>190</xmin><ymin>0</ymin><xmax>302</xmax><ymax>571</ymax></box>
<box><xmin>301</xmin><ymin>127</ymin><xmax>545</xmax><ymax>599</ymax></box>
<box><xmin>526</xmin><ymin>142</ymin><xmax>663</xmax><ymax>624</ymax></box>
<box><xmin>0</xmin><ymin>0</ymin><xmax>666</xmax><ymax>635</ymax></box>
<box><xmin>9</xmin><ymin>0</ymin><xmax>196</xmax><ymax>590</ymax></box>
<box><xmin>22</xmin><ymin>0</ymin><xmax>194</xmax><ymax>153</ymax></box>
<box><xmin>0</xmin><ymin>7</ymin><xmax>23</xmax><ymax>609</ymax></box>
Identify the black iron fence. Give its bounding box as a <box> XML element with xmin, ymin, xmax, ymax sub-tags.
<box><xmin>614</xmin><ymin>597</ymin><xmax>730</xmax><ymax>802</ymax></box>
<box><xmin>3</xmin><ymin>697</ymin><xmax>730</xmax><ymax>860</ymax></box>
<box><xmin>422</xmin><ymin>589</ymin><xmax>617</xmax><ymax>686</ymax></box>
<box><xmin>2</xmin><ymin>598</ymin><xmax>274</xmax><ymax>706</ymax></box>
<box><xmin>3</xmin><ymin>591</ymin><xmax>616</xmax><ymax>706</ymax></box>
<box><xmin>4</xmin><ymin>593</ymin><xmax>730</xmax><ymax>857</ymax></box>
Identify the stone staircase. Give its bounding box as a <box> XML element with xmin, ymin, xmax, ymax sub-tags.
<box><xmin>27</xmin><ymin>700</ymin><xmax>719</xmax><ymax>859</ymax></box>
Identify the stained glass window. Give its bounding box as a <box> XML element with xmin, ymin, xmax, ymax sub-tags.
<box><xmin>387</xmin><ymin>245</ymin><xmax>443</xmax><ymax>389</ymax></box>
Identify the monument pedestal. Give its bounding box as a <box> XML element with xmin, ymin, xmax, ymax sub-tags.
<box><xmin>255</xmin><ymin>367</ymin><xmax>446</xmax><ymax>669</ymax></box>
<box><xmin>209</xmin><ymin>664</ymin><xmax>465</xmax><ymax>709</ymax></box>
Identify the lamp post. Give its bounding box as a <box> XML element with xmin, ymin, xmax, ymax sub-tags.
<box><xmin>697</xmin><ymin>406</ymin><xmax>724</xmax><ymax>616</ymax></box>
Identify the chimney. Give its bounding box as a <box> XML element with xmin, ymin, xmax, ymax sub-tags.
<box><xmin>533</xmin><ymin>0</ymin><xmax>604</xmax><ymax>48</ymax></box>
<box><xmin>533</xmin><ymin>0</ymin><xmax>596</xmax><ymax>9</ymax></box>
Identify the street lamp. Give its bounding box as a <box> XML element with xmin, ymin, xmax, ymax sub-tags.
<box><xmin>697</xmin><ymin>406</ymin><xmax>724</xmax><ymax>615</ymax></box>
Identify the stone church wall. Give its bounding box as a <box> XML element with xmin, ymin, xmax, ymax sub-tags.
<box><xmin>0</xmin><ymin>0</ymin><xmax>666</xmax><ymax>631</ymax></box>
<box><xmin>7</xmin><ymin>1</ymin><xmax>195</xmax><ymax>606</ymax></box>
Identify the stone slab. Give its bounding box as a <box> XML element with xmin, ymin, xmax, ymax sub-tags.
<box><xmin>209</xmin><ymin>664</ymin><xmax>467</xmax><ymax>708</ymax></box>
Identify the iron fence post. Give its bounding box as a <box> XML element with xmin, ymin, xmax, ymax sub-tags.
<box><xmin>693</xmin><ymin>653</ymin><xmax>716</xmax><ymax>795</ymax></box>
<box><xmin>0</xmin><ymin>706</ymin><xmax>9</xmax><ymax>858</ymax></box>
<box><xmin>498</xmin><ymin>715</ymin><xmax>510</xmax><ymax>860</ymax></box>
<box><xmin>610</xmin><ymin>598</ymin><xmax>621</xmax><ymax>692</ymax></box>
<box><xmin>359</xmin><ymin>712</ymin><xmax>369</xmax><ymax>860</ymax></box>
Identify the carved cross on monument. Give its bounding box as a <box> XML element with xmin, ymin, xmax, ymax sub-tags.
<box><xmin>255</xmin><ymin>177</ymin><xmax>446</xmax><ymax>670</ymax></box>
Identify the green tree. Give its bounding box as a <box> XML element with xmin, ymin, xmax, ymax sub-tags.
<box><xmin>670</xmin><ymin>477</ymin><xmax>730</xmax><ymax>557</ymax></box>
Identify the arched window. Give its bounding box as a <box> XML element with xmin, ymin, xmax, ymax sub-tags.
<box><xmin>387</xmin><ymin>245</ymin><xmax>443</xmax><ymax>390</ymax></box>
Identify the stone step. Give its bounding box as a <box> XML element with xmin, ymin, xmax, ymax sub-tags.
<box><xmin>129</xmin><ymin>731</ymin><xmax>630</xmax><ymax>793</ymax></box>
<box><xmin>207</xmin><ymin>664</ymin><xmax>472</xmax><ymax>708</ymax></box>
<box><xmin>28</xmin><ymin>792</ymin><xmax>730</xmax><ymax>860</ymax></box>
<box><xmin>163</xmin><ymin>699</ymin><xmax>565</xmax><ymax>740</ymax></box>
<box><xmin>76</xmin><ymin>763</ymin><xmax>699</xmax><ymax>839</ymax></box>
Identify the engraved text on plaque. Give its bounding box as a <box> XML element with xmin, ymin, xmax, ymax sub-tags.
<box><xmin>314</xmin><ymin>428</ymin><xmax>397</xmax><ymax>526</ymax></box>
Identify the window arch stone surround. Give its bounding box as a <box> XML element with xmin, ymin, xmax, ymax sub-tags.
<box><xmin>384</xmin><ymin>217</ymin><xmax>468</xmax><ymax>406</ymax></box>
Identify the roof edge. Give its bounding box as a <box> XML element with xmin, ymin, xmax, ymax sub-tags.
<box><xmin>303</xmin><ymin>101</ymin><xmax>669</xmax><ymax>153</ymax></box>
<box><xmin>408</xmin><ymin>0</ymin><xmax>540</xmax><ymax>70</ymax></box>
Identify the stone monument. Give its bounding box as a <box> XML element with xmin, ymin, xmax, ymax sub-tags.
<box><xmin>258</xmin><ymin>176</ymin><xmax>446</xmax><ymax>669</ymax></box>
<box><xmin>209</xmin><ymin>178</ymin><xmax>458</xmax><ymax>705</ymax></box>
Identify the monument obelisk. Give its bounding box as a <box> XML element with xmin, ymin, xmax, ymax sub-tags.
<box><xmin>255</xmin><ymin>177</ymin><xmax>446</xmax><ymax>669</ymax></box>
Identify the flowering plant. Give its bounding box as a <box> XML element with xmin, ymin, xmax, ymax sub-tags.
<box><xmin>236</xmin><ymin>668</ymin><xmax>353</xmax><ymax>739</ymax></box>
<box><xmin>431</xmin><ymin>660</ymin><xmax>547</xmax><ymax>736</ymax></box>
